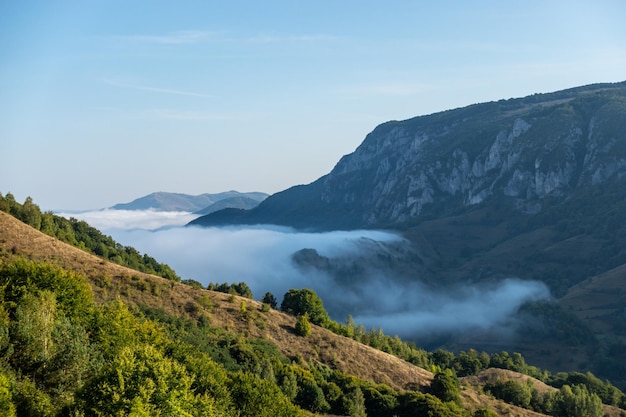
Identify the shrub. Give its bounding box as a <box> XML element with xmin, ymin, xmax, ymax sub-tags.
<box><xmin>281</xmin><ymin>289</ymin><xmax>329</xmax><ymax>326</ymax></box>
<box><xmin>295</xmin><ymin>314</ymin><xmax>311</xmax><ymax>337</ymax></box>
<box><xmin>430</xmin><ymin>371</ymin><xmax>461</xmax><ymax>404</ymax></box>
<box><xmin>474</xmin><ymin>408</ymin><xmax>499</xmax><ymax>417</ymax></box>
<box><xmin>486</xmin><ymin>379</ymin><xmax>532</xmax><ymax>408</ymax></box>
<box><xmin>261</xmin><ymin>292</ymin><xmax>277</xmax><ymax>309</ymax></box>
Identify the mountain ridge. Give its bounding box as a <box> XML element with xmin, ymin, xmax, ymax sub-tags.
<box><xmin>112</xmin><ymin>190</ymin><xmax>268</xmax><ymax>212</ymax></box>
<box><xmin>191</xmin><ymin>81</ymin><xmax>626</xmax><ymax>230</ymax></box>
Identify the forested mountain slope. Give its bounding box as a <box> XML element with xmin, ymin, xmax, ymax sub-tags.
<box><xmin>193</xmin><ymin>81</ymin><xmax>626</xmax><ymax>230</ymax></box>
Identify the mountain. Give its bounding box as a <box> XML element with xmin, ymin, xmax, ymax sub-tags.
<box><xmin>112</xmin><ymin>191</ymin><xmax>268</xmax><ymax>212</ymax></box>
<box><xmin>193</xmin><ymin>195</ymin><xmax>265</xmax><ymax>215</ymax></box>
<box><xmin>190</xmin><ymin>81</ymin><xmax>626</xmax><ymax>387</ymax></box>
<box><xmin>192</xmin><ymin>81</ymin><xmax>626</xmax><ymax>230</ymax></box>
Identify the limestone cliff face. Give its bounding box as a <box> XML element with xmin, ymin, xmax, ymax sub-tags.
<box><xmin>316</xmin><ymin>82</ymin><xmax>626</xmax><ymax>227</ymax></box>
<box><xmin>192</xmin><ymin>82</ymin><xmax>626</xmax><ymax>230</ymax></box>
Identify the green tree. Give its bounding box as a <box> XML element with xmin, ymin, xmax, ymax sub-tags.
<box><xmin>295</xmin><ymin>314</ymin><xmax>312</xmax><ymax>337</ymax></box>
<box><xmin>45</xmin><ymin>316</ymin><xmax>95</xmax><ymax>396</ymax></box>
<box><xmin>39</xmin><ymin>212</ymin><xmax>57</xmax><ymax>236</ymax></box>
<box><xmin>2</xmin><ymin>193</ymin><xmax>19</xmax><ymax>217</ymax></box>
<box><xmin>430</xmin><ymin>371</ymin><xmax>461</xmax><ymax>404</ymax></box>
<box><xmin>13</xmin><ymin>377</ymin><xmax>53</xmax><ymax>417</ymax></box>
<box><xmin>344</xmin><ymin>315</ymin><xmax>356</xmax><ymax>338</ymax></box>
<box><xmin>261</xmin><ymin>292</ymin><xmax>277</xmax><ymax>309</ymax></box>
<box><xmin>19</xmin><ymin>197</ymin><xmax>42</xmax><ymax>230</ymax></box>
<box><xmin>362</xmin><ymin>385</ymin><xmax>398</xmax><ymax>417</ymax></box>
<box><xmin>342</xmin><ymin>386</ymin><xmax>366</xmax><ymax>417</ymax></box>
<box><xmin>397</xmin><ymin>392</ymin><xmax>465</xmax><ymax>417</ymax></box>
<box><xmin>232</xmin><ymin>282</ymin><xmax>253</xmax><ymax>299</ymax></box>
<box><xmin>0</xmin><ymin>192</ymin><xmax>10</xmax><ymax>213</ymax></box>
<box><xmin>228</xmin><ymin>371</ymin><xmax>305</xmax><ymax>417</ymax></box>
<box><xmin>0</xmin><ymin>371</ymin><xmax>16</xmax><ymax>417</ymax></box>
<box><xmin>454</xmin><ymin>349</ymin><xmax>484</xmax><ymax>376</ymax></box>
<box><xmin>11</xmin><ymin>291</ymin><xmax>58</xmax><ymax>379</ymax></box>
<box><xmin>0</xmin><ymin>305</ymin><xmax>10</xmax><ymax>355</ymax></box>
<box><xmin>281</xmin><ymin>288</ymin><xmax>329</xmax><ymax>326</ymax></box>
<box><xmin>431</xmin><ymin>349</ymin><xmax>455</xmax><ymax>369</ymax></box>
<box><xmin>552</xmin><ymin>384</ymin><xmax>603</xmax><ymax>417</ymax></box>
<box><xmin>169</xmin><ymin>346</ymin><xmax>233</xmax><ymax>414</ymax></box>
<box><xmin>280</xmin><ymin>368</ymin><xmax>298</xmax><ymax>401</ymax></box>
<box><xmin>0</xmin><ymin>259</ymin><xmax>93</xmax><ymax>322</ymax></box>
<box><xmin>79</xmin><ymin>343</ymin><xmax>217</xmax><ymax>417</ymax></box>
<box><xmin>488</xmin><ymin>379</ymin><xmax>532</xmax><ymax>408</ymax></box>
<box><xmin>295</xmin><ymin>377</ymin><xmax>330</xmax><ymax>414</ymax></box>
<box><xmin>88</xmin><ymin>299</ymin><xmax>166</xmax><ymax>359</ymax></box>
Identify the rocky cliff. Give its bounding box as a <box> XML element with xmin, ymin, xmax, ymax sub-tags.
<box><xmin>192</xmin><ymin>81</ymin><xmax>626</xmax><ymax>230</ymax></box>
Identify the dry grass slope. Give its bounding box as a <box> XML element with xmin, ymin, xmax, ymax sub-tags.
<box><xmin>559</xmin><ymin>263</ymin><xmax>626</xmax><ymax>335</ymax></box>
<box><xmin>0</xmin><ymin>211</ymin><xmax>431</xmax><ymax>391</ymax></box>
<box><xmin>4</xmin><ymin>210</ymin><xmax>623</xmax><ymax>417</ymax></box>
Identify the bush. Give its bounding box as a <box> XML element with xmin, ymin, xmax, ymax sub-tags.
<box><xmin>474</xmin><ymin>408</ymin><xmax>499</xmax><ymax>417</ymax></box>
<box><xmin>281</xmin><ymin>289</ymin><xmax>329</xmax><ymax>326</ymax></box>
<box><xmin>430</xmin><ymin>371</ymin><xmax>461</xmax><ymax>404</ymax></box>
<box><xmin>552</xmin><ymin>384</ymin><xmax>603</xmax><ymax>417</ymax></box>
<box><xmin>182</xmin><ymin>278</ymin><xmax>204</xmax><ymax>289</ymax></box>
<box><xmin>295</xmin><ymin>314</ymin><xmax>311</xmax><ymax>337</ymax></box>
<box><xmin>261</xmin><ymin>292</ymin><xmax>277</xmax><ymax>309</ymax></box>
<box><xmin>486</xmin><ymin>379</ymin><xmax>532</xmax><ymax>408</ymax></box>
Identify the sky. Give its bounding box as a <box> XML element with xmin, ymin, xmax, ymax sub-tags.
<box><xmin>1</xmin><ymin>1</ymin><xmax>625</xmax><ymax>210</ymax></box>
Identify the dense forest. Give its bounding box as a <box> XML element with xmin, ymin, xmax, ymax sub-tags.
<box><xmin>1</xmin><ymin>194</ymin><xmax>625</xmax><ymax>416</ymax></box>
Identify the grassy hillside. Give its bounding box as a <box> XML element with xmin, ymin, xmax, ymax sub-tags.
<box><xmin>1</xmin><ymin>208</ymin><xmax>625</xmax><ymax>416</ymax></box>
<box><xmin>0</xmin><ymin>211</ymin><xmax>431</xmax><ymax>391</ymax></box>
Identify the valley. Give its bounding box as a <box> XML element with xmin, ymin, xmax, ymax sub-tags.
<box><xmin>2</xmin><ymin>81</ymin><xmax>626</xmax><ymax>416</ymax></box>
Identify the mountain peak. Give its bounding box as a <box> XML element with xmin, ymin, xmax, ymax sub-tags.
<box><xmin>112</xmin><ymin>191</ymin><xmax>268</xmax><ymax>212</ymax></box>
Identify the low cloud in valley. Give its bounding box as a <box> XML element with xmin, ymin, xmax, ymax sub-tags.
<box><xmin>56</xmin><ymin>209</ymin><xmax>198</xmax><ymax>231</ymax></box>
<box><xmin>64</xmin><ymin>209</ymin><xmax>551</xmax><ymax>341</ymax></box>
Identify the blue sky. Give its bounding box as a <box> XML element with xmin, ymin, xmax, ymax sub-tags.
<box><xmin>1</xmin><ymin>1</ymin><xmax>625</xmax><ymax>210</ymax></box>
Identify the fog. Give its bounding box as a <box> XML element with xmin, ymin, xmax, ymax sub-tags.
<box><xmin>64</xmin><ymin>209</ymin><xmax>551</xmax><ymax>340</ymax></box>
<box><xmin>56</xmin><ymin>209</ymin><xmax>198</xmax><ymax>231</ymax></box>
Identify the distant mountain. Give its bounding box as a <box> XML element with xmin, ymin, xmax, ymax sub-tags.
<box><xmin>193</xmin><ymin>196</ymin><xmax>266</xmax><ymax>215</ymax></box>
<box><xmin>112</xmin><ymin>191</ymin><xmax>268</xmax><ymax>212</ymax></box>
<box><xmin>191</xmin><ymin>81</ymin><xmax>626</xmax><ymax>385</ymax></box>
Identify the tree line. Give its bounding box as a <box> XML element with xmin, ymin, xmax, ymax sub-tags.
<box><xmin>0</xmin><ymin>192</ymin><xmax>180</xmax><ymax>281</ymax></box>
<box><xmin>274</xmin><ymin>287</ymin><xmax>626</xmax><ymax>413</ymax></box>
<box><xmin>187</xmin><ymin>281</ymin><xmax>626</xmax><ymax>413</ymax></box>
<box><xmin>2</xmin><ymin>193</ymin><xmax>624</xmax><ymax>415</ymax></box>
<box><xmin>0</xmin><ymin>258</ymin><xmax>477</xmax><ymax>416</ymax></box>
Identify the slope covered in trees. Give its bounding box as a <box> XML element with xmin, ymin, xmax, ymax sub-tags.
<box><xmin>1</xmin><ymin>199</ymin><xmax>625</xmax><ymax>416</ymax></box>
<box><xmin>0</xmin><ymin>192</ymin><xmax>179</xmax><ymax>280</ymax></box>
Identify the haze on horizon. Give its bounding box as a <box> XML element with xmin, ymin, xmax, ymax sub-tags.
<box><xmin>1</xmin><ymin>1</ymin><xmax>625</xmax><ymax>211</ymax></box>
